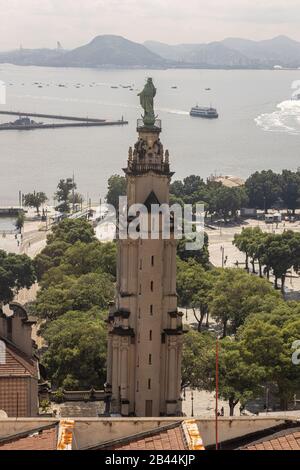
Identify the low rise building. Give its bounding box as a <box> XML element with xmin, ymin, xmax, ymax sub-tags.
<box><xmin>0</xmin><ymin>302</ymin><xmax>39</xmax><ymax>417</ymax></box>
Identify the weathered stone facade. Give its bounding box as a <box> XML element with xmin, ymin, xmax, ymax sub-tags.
<box><xmin>106</xmin><ymin>122</ymin><xmax>183</xmax><ymax>417</ymax></box>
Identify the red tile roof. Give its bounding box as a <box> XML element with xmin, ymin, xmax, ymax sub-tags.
<box><xmin>0</xmin><ymin>424</ymin><xmax>58</xmax><ymax>451</ymax></box>
<box><xmin>0</xmin><ymin>339</ymin><xmax>38</xmax><ymax>378</ymax></box>
<box><xmin>241</xmin><ymin>427</ymin><xmax>300</xmax><ymax>451</ymax></box>
<box><xmin>110</xmin><ymin>424</ymin><xmax>187</xmax><ymax>451</ymax></box>
<box><xmin>88</xmin><ymin>420</ymin><xmax>205</xmax><ymax>451</ymax></box>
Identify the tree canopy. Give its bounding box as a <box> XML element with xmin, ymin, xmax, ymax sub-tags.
<box><xmin>183</xmin><ymin>300</ymin><xmax>300</xmax><ymax>415</ymax></box>
<box><xmin>47</xmin><ymin>218</ymin><xmax>95</xmax><ymax>245</ymax></box>
<box><xmin>208</xmin><ymin>268</ymin><xmax>280</xmax><ymax>336</ymax></box>
<box><xmin>169</xmin><ymin>169</ymin><xmax>300</xmax><ymax>218</ymax></box>
<box><xmin>41</xmin><ymin>309</ymin><xmax>107</xmax><ymax>390</ymax></box>
<box><xmin>234</xmin><ymin>228</ymin><xmax>300</xmax><ymax>291</ymax></box>
<box><xmin>35</xmin><ymin>272</ymin><xmax>114</xmax><ymax>321</ymax></box>
<box><xmin>106</xmin><ymin>175</ymin><xmax>126</xmax><ymax>211</ymax></box>
<box><xmin>0</xmin><ymin>250</ymin><xmax>36</xmax><ymax>305</ymax></box>
<box><xmin>54</xmin><ymin>178</ymin><xmax>77</xmax><ymax>213</ymax></box>
<box><xmin>23</xmin><ymin>191</ymin><xmax>47</xmax><ymax>215</ymax></box>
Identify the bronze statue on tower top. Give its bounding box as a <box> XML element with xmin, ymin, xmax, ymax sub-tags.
<box><xmin>138</xmin><ymin>77</ymin><xmax>157</xmax><ymax>127</ymax></box>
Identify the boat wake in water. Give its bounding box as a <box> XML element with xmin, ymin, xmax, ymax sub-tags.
<box><xmin>158</xmin><ymin>107</ymin><xmax>189</xmax><ymax>116</ymax></box>
<box><xmin>255</xmin><ymin>100</ymin><xmax>300</xmax><ymax>135</ymax></box>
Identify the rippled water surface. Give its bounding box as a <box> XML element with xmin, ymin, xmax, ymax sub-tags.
<box><xmin>0</xmin><ymin>65</ymin><xmax>300</xmax><ymax>205</ymax></box>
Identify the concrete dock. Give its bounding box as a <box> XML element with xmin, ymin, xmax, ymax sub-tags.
<box><xmin>0</xmin><ymin>110</ymin><xmax>128</xmax><ymax>130</ymax></box>
<box><xmin>0</xmin><ymin>121</ymin><xmax>128</xmax><ymax>130</ymax></box>
<box><xmin>0</xmin><ymin>110</ymin><xmax>107</xmax><ymax>122</ymax></box>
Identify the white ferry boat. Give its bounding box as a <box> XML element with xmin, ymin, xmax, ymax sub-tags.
<box><xmin>190</xmin><ymin>105</ymin><xmax>219</xmax><ymax>119</ymax></box>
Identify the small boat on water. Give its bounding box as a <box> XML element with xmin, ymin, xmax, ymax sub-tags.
<box><xmin>190</xmin><ymin>105</ymin><xmax>219</xmax><ymax>119</ymax></box>
<box><xmin>205</xmin><ymin>88</ymin><xmax>211</xmax><ymax>91</ymax></box>
<box><xmin>111</xmin><ymin>86</ymin><xmax>119</xmax><ymax>89</ymax></box>
<box><xmin>171</xmin><ymin>86</ymin><xmax>178</xmax><ymax>89</ymax></box>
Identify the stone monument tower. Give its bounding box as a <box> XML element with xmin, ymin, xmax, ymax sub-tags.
<box><xmin>106</xmin><ymin>79</ymin><xmax>183</xmax><ymax>417</ymax></box>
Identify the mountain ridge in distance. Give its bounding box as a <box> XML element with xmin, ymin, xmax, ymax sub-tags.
<box><xmin>0</xmin><ymin>35</ymin><xmax>167</xmax><ymax>69</ymax></box>
<box><xmin>144</xmin><ymin>35</ymin><xmax>300</xmax><ymax>68</ymax></box>
<box><xmin>1</xmin><ymin>34</ymin><xmax>300</xmax><ymax>69</ymax></box>
<box><xmin>51</xmin><ymin>35</ymin><xmax>166</xmax><ymax>68</ymax></box>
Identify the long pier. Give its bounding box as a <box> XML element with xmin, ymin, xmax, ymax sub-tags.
<box><xmin>0</xmin><ymin>110</ymin><xmax>107</xmax><ymax>122</ymax></box>
<box><xmin>0</xmin><ymin>121</ymin><xmax>128</xmax><ymax>130</ymax></box>
<box><xmin>0</xmin><ymin>110</ymin><xmax>128</xmax><ymax>130</ymax></box>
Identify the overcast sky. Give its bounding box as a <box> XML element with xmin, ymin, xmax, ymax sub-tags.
<box><xmin>0</xmin><ymin>0</ymin><xmax>300</xmax><ymax>50</ymax></box>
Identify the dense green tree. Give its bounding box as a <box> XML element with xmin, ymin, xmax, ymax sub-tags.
<box><xmin>170</xmin><ymin>180</ymin><xmax>185</xmax><ymax>198</ymax></box>
<box><xmin>36</xmin><ymin>240</ymin><xmax>117</xmax><ymax>286</ymax></box>
<box><xmin>34</xmin><ymin>240</ymin><xmax>70</xmax><ymax>280</ymax></box>
<box><xmin>34</xmin><ymin>272</ymin><xmax>114</xmax><ymax>321</ymax></box>
<box><xmin>106</xmin><ymin>175</ymin><xmax>126</xmax><ymax>211</ymax></box>
<box><xmin>0</xmin><ymin>251</ymin><xmax>36</xmax><ymax>305</ymax></box>
<box><xmin>245</xmin><ymin>170</ymin><xmax>281</xmax><ymax>212</ymax></box>
<box><xmin>184</xmin><ymin>303</ymin><xmax>300</xmax><ymax>415</ymax></box>
<box><xmin>208</xmin><ymin>269</ymin><xmax>280</xmax><ymax>336</ymax></box>
<box><xmin>216</xmin><ymin>338</ymin><xmax>266</xmax><ymax>416</ymax></box>
<box><xmin>210</xmin><ymin>186</ymin><xmax>248</xmax><ymax>219</ymax></box>
<box><xmin>33</xmin><ymin>217</ymin><xmax>116</xmax><ymax>391</ymax></box>
<box><xmin>47</xmin><ymin>218</ymin><xmax>95</xmax><ymax>245</ymax></box>
<box><xmin>169</xmin><ymin>194</ymin><xmax>185</xmax><ymax>208</ymax></box>
<box><xmin>261</xmin><ymin>233</ymin><xmax>294</xmax><ymax>291</ymax></box>
<box><xmin>183</xmin><ymin>331</ymin><xmax>265</xmax><ymax>416</ymax></box>
<box><xmin>238</xmin><ymin>308</ymin><xmax>300</xmax><ymax>410</ymax></box>
<box><xmin>288</xmin><ymin>232</ymin><xmax>300</xmax><ymax>274</ymax></box>
<box><xmin>170</xmin><ymin>169</ymin><xmax>300</xmax><ymax>219</ymax></box>
<box><xmin>182</xmin><ymin>175</ymin><xmax>205</xmax><ymax>196</ymax></box>
<box><xmin>177</xmin><ymin>260</ymin><xmax>217</xmax><ymax>330</ymax></box>
<box><xmin>234</xmin><ymin>229</ymin><xmax>300</xmax><ymax>290</ymax></box>
<box><xmin>233</xmin><ymin>227</ymin><xmax>267</xmax><ymax>275</ymax></box>
<box><xmin>40</xmin><ymin>309</ymin><xmax>107</xmax><ymax>390</ymax></box>
<box><xmin>61</xmin><ymin>241</ymin><xmax>117</xmax><ymax>279</ymax></box>
<box><xmin>23</xmin><ymin>191</ymin><xmax>48</xmax><ymax>215</ymax></box>
<box><xmin>177</xmin><ymin>232</ymin><xmax>209</xmax><ymax>268</ymax></box>
<box><xmin>170</xmin><ymin>176</ymin><xmax>208</xmax><ymax>206</ymax></box>
<box><xmin>55</xmin><ymin>178</ymin><xmax>76</xmax><ymax>213</ymax></box>
<box><xmin>182</xmin><ymin>330</ymin><xmax>215</xmax><ymax>388</ymax></box>
<box><xmin>280</xmin><ymin>170</ymin><xmax>300</xmax><ymax>214</ymax></box>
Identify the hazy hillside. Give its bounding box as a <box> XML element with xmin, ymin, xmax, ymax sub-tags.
<box><xmin>145</xmin><ymin>36</ymin><xmax>300</xmax><ymax>68</ymax></box>
<box><xmin>53</xmin><ymin>35</ymin><xmax>166</xmax><ymax>68</ymax></box>
<box><xmin>0</xmin><ymin>48</ymin><xmax>64</xmax><ymax>66</ymax></box>
<box><xmin>222</xmin><ymin>36</ymin><xmax>300</xmax><ymax>66</ymax></box>
<box><xmin>1</xmin><ymin>35</ymin><xmax>300</xmax><ymax>69</ymax></box>
<box><xmin>144</xmin><ymin>40</ymin><xmax>253</xmax><ymax>67</ymax></box>
<box><xmin>0</xmin><ymin>35</ymin><xmax>166</xmax><ymax>69</ymax></box>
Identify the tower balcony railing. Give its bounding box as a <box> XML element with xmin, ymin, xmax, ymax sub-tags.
<box><xmin>128</xmin><ymin>161</ymin><xmax>170</xmax><ymax>174</ymax></box>
<box><xmin>137</xmin><ymin>119</ymin><xmax>162</xmax><ymax>132</ymax></box>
